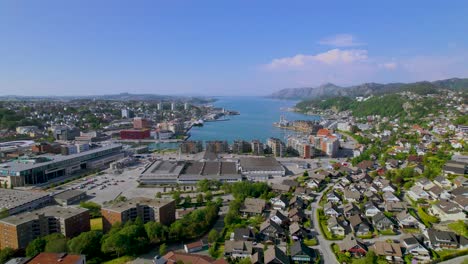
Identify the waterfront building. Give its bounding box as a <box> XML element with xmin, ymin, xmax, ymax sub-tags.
<box><xmin>239</xmin><ymin>157</ymin><xmax>285</xmax><ymax>181</ymax></box>
<box><xmin>251</xmin><ymin>140</ymin><xmax>264</xmax><ymax>156</ymax></box>
<box><xmin>120</xmin><ymin>129</ymin><xmax>151</xmax><ymax>139</ymax></box>
<box><xmin>0</xmin><ymin>144</ymin><xmax>123</xmax><ymax>187</ymax></box>
<box><xmin>206</xmin><ymin>140</ymin><xmax>229</xmax><ymax>153</ymax></box>
<box><xmin>267</xmin><ymin>138</ymin><xmax>285</xmax><ymax>157</ymax></box>
<box><xmin>101</xmin><ymin>197</ymin><xmax>175</xmax><ymax>232</ymax></box>
<box><xmin>168</xmin><ymin>121</ymin><xmax>185</xmax><ymax>135</ymax></box>
<box><xmin>180</xmin><ymin>140</ymin><xmax>203</xmax><ymax>154</ymax></box>
<box><xmin>156</xmin><ymin>129</ymin><xmax>174</xmax><ymax>140</ymax></box>
<box><xmin>0</xmin><ymin>206</ymin><xmax>90</xmax><ymax>249</ymax></box>
<box><xmin>232</xmin><ymin>140</ymin><xmax>252</xmax><ymax>154</ymax></box>
<box><xmin>139</xmin><ymin>160</ymin><xmax>242</xmax><ymax>185</ymax></box>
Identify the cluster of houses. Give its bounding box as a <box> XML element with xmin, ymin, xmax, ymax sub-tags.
<box><xmin>223</xmin><ymin>181</ymin><xmax>317</xmax><ymax>264</ymax></box>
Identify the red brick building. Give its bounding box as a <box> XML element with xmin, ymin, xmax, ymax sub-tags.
<box><xmin>120</xmin><ymin>129</ymin><xmax>150</xmax><ymax>140</ymax></box>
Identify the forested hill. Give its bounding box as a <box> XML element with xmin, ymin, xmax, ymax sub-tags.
<box><xmin>269</xmin><ymin>78</ymin><xmax>468</xmax><ymax>100</ymax></box>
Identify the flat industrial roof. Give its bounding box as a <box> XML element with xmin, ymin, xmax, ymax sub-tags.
<box><xmin>0</xmin><ymin>189</ymin><xmax>50</xmax><ymax>211</ymax></box>
<box><xmin>239</xmin><ymin>157</ymin><xmax>284</xmax><ymax>171</ymax></box>
<box><xmin>102</xmin><ymin>197</ymin><xmax>174</xmax><ymax>213</ymax></box>
<box><xmin>0</xmin><ymin>206</ymin><xmax>88</xmax><ymax>226</ymax></box>
<box><xmin>52</xmin><ymin>189</ymin><xmax>86</xmax><ymax>201</ymax></box>
<box><xmin>0</xmin><ymin>144</ymin><xmax>122</xmax><ymax>172</ymax></box>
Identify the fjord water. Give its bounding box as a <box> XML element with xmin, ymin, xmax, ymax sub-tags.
<box><xmin>188</xmin><ymin>96</ymin><xmax>320</xmax><ymax>143</ymax></box>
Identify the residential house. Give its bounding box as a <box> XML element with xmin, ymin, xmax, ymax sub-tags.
<box><xmin>263</xmin><ymin>246</ymin><xmax>290</xmax><ymax>264</ymax></box>
<box><xmin>240</xmin><ymin>198</ymin><xmax>266</xmax><ymax>217</ymax></box>
<box><xmin>327</xmin><ymin>217</ymin><xmax>346</xmax><ymax>237</ymax></box>
<box><xmin>224</xmin><ymin>241</ymin><xmax>253</xmax><ymax>259</ymax></box>
<box><xmin>453</xmin><ymin>176</ymin><xmax>468</xmax><ymax>187</ymax></box>
<box><xmin>326</xmin><ymin>191</ymin><xmax>341</xmax><ymax>204</ymax></box>
<box><xmin>401</xmin><ymin>236</ymin><xmax>431</xmax><ymax>262</ymax></box>
<box><xmin>289</xmin><ymin>222</ymin><xmax>305</xmax><ymax>239</ymax></box>
<box><xmin>415</xmin><ymin>178</ymin><xmax>435</xmax><ymax>190</ymax></box>
<box><xmin>385</xmin><ymin>201</ymin><xmax>406</xmax><ymax>212</ymax></box>
<box><xmin>307</xmin><ymin>179</ymin><xmax>323</xmax><ymax>190</ymax></box>
<box><xmin>343</xmin><ymin>189</ymin><xmax>362</xmax><ymax>203</ymax></box>
<box><xmin>372</xmin><ymin>212</ymin><xmax>394</xmax><ymax>231</ymax></box>
<box><xmin>348</xmin><ymin>215</ymin><xmax>371</xmax><ymax>236</ymax></box>
<box><xmin>324</xmin><ymin>202</ymin><xmax>341</xmax><ymax>217</ymax></box>
<box><xmin>270</xmin><ymin>195</ymin><xmax>289</xmax><ymax>211</ymax></box>
<box><xmin>343</xmin><ymin>203</ymin><xmax>360</xmax><ymax>218</ymax></box>
<box><xmin>396</xmin><ymin>211</ymin><xmax>420</xmax><ymax>229</ymax></box>
<box><xmin>231</xmin><ymin>228</ymin><xmax>255</xmax><ymax>241</ymax></box>
<box><xmin>271</xmin><ymin>184</ymin><xmax>291</xmax><ymax>193</ymax></box>
<box><xmin>288</xmin><ymin>208</ymin><xmax>306</xmax><ymax>223</ymax></box>
<box><xmin>429</xmin><ymin>200</ymin><xmax>466</xmax><ymax>222</ymax></box>
<box><xmin>269</xmin><ymin>210</ymin><xmax>289</xmax><ymax>226</ymax></box>
<box><xmin>372</xmin><ymin>241</ymin><xmax>403</xmax><ymax>263</ymax></box>
<box><xmin>290</xmin><ymin>241</ymin><xmax>316</xmax><ymax>264</ymax></box>
<box><xmin>383</xmin><ymin>192</ymin><xmax>400</xmax><ymax>203</ymax></box>
<box><xmin>259</xmin><ymin>220</ymin><xmax>285</xmax><ymax>242</ymax></box>
<box><xmin>184</xmin><ymin>240</ymin><xmax>207</xmax><ymax>253</ymax></box>
<box><xmin>425</xmin><ymin>229</ymin><xmax>459</xmax><ymax>250</ymax></box>
<box><xmin>434</xmin><ymin>176</ymin><xmax>451</xmax><ymax>189</ymax></box>
<box><xmin>289</xmin><ymin>196</ymin><xmax>305</xmax><ymax>209</ymax></box>
<box><xmin>338</xmin><ymin>235</ymin><xmax>367</xmax><ymax>257</ymax></box>
<box><xmin>408</xmin><ymin>185</ymin><xmax>430</xmax><ymax>201</ymax></box>
<box><xmin>364</xmin><ymin>202</ymin><xmax>381</xmax><ymax>217</ymax></box>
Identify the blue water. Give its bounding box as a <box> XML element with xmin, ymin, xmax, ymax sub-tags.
<box><xmin>188</xmin><ymin>96</ymin><xmax>320</xmax><ymax>143</ymax></box>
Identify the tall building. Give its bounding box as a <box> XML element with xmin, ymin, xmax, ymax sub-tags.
<box><xmin>205</xmin><ymin>141</ymin><xmax>229</xmax><ymax>153</ymax></box>
<box><xmin>51</xmin><ymin>125</ymin><xmax>80</xmax><ymax>141</ymax></box>
<box><xmin>121</xmin><ymin>108</ymin><xmax>134</xmax><ymax>119</ymax></box>
<box><xmin>0</xmin><ymin>206</ymin><xmax>90</xmax><ymax>249</ymax></box>
<box><xmin>101</xmin><ymin>198</ymin><xmax>176</xmax><ymax>232</ymax></box>
<box><xmin>267</xmin><ymin>138</ymin><xmax>285</xmax><ymax>157</ymax></box>
<box><xmin>232</xmin><ymin>140</ymin><xmax>252</xmax><ymax>154</ymax></box>
<box><xmin>133</xmin><ymin>117</ymin><xmax>150</xmax><ymax>129</ymax></box>
<box><xmin>171</xmin><ymin>102</ymin><xmax>176</xmax><ymax>111</ymax></box>
<box><xmin>169</xmin><ymin>121</ymin><xmax>184</xmax><ymax>135</ymax></box>
<box><xmin>184</xmin><ymin>103</ymin><xmax>190</xmax><ymax>110</ymax></box>
<box><xmin>251</xmin><ymin>140</ymin><xmax>264</xmax><ymax>156</ymax></box>
<box><xmin>180</xmin><ymin>141</ymin><xmax>203</xmax><ymax>154</ymax></box>
<box><xmin>157</xmin><ymin>102</ymin><xmax>163</xmax><ymax>111</ymax></box>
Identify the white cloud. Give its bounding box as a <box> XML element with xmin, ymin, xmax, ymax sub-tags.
<box><xmin>318</xmin><ymin>34</ymin><xmax>364</xmax><ymax>47</ymax></box>
<box><xmin>266</xmin><ymin>49</ymin><xmax>368</xmax><ymax>70</ymax></box>
<box><xmin>379</xmin><ymin>62</ymin><xmax>398</xmax><ymax>70</ymax></box>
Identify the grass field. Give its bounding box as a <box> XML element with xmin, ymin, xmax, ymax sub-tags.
<box><xmin>91</xmin><ymin>218</ymin><xmax>103</xmax><ymax>231</ymax></box>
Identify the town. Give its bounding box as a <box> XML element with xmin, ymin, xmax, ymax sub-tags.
<box><xmin>0</xmin><ymin>87</ymin><xmax>466</xmax><ymax>264</ymax></box>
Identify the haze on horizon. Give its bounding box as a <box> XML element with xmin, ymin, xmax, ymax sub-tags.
<box><xmin>1</xmin><ymin>1</ymin><xmax>468</xmax><ymax>97</ymax></box>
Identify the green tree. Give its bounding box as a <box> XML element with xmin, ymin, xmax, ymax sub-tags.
<box><xmin>205</xmin><ymin>191</ymin><xmax>213</xmax><ymax>202</ymax></box>
<box><xmin>26</xmin><ymin>237</ymin><xmax>46</xmax><ymax>257</ymax></box>
<box><xmin>172</xmin><ymin>191</ymin><xmax>181</xmax><ymax>204</ymax></box>
<box><xmin>68</xmin><ymin>230</ymin><xmax>103</xmax><ymax>257</ymax></box>
<box><xmin>184</xmin><ymin>196</ymin><xmax>192</xmax><ymax>205</ymax></box>
<box><xmin>0</xmin><ymin>248</ymin><xmax>15</xmax><ymax>263</ymax></box>
<box><xmin>79</xmin><ymin>201</ymin><xmax>102</xmax><ymax>218</ymax></box>
<box><xmin>196</xmin><ymin>193</ymin><xmax>204</xmax><ymax>204</ymax></box>
<box><xmin>208</xmin><ymin>230</ymin><xmax>219</xmax><ymax>243</ymax></box>
<box><xmin>144</xmin><ymin>221</ymin><xmax>167</xmax><ymax>243</ymax></box>
<box><xmin>155</xmin><ymin>192</ymin><xmax>162</xmax><ymax>198</ymax></box>
<box><xmin>159</xmin><ymin>243</ymin><xmax>167</xmax><ymax>256</ymax></box>
<box><xmin>44</xmin><ymin>233</ymin><xmax>67</xmax><ymax>253</ymax></box>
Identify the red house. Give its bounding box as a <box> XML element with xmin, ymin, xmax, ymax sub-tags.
<box><xmin>338</xmin><ymin>236</ymin><xmax>368</xmax><ymax>257</ymax></box>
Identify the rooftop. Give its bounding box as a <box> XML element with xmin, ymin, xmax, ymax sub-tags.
<box><xmin>0</xmin><ymin>144</ymin><xmax>122</xmax><ymax>173</ymax></box>
<box><xmin>239</xmin><ymin>157</ymin><xmax>284</xmax><ymax>171</ymax></box>
<box><xmin>26</xmin><ymin>253</ymin><xmax>84</xmax><ymax>264</ymax></box>
<box><xmin>0</xmin><ymin>206</ymin><xmax>88</xmax><ymax>226</ymax></box>
<box><xmin>0</xmin><ymin>189</ymin><xmax>50</xmax><ymax>211</ymax></box>
<box><xmin>52</xmin><ymin>190</ymin><xmax>86</xmax><ymax>201</ymax></box>
<box><xmin>102</xmin><ymin>197</ymin><xmax>174</xmax><ymax>213</ymax></box>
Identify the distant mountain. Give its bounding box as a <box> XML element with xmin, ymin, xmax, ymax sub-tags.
<box><xmin>269</xmin><ymin>78</ymin><xmax>468</xmax><ymax>100</ymax></box>
<box><xmin>0</xmin><ymin>93</ymin><xmax>214</xmax><ymax>103</ymax></box>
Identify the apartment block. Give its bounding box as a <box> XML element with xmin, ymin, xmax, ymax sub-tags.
<box><xmin>0</xmin><ymin>206</ymin><xmax>90</xmax><ymax>250</ymax></box>
<box><xmin>101</xmin><ymin>198</ymin><xmax>176</xmax><ymax>232</ymax></box>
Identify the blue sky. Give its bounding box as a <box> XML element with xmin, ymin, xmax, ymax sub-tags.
<box><xmin>1</xmin><ymin>0</ymin><xmax>468</xmax><ymax>96</ymax></box>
